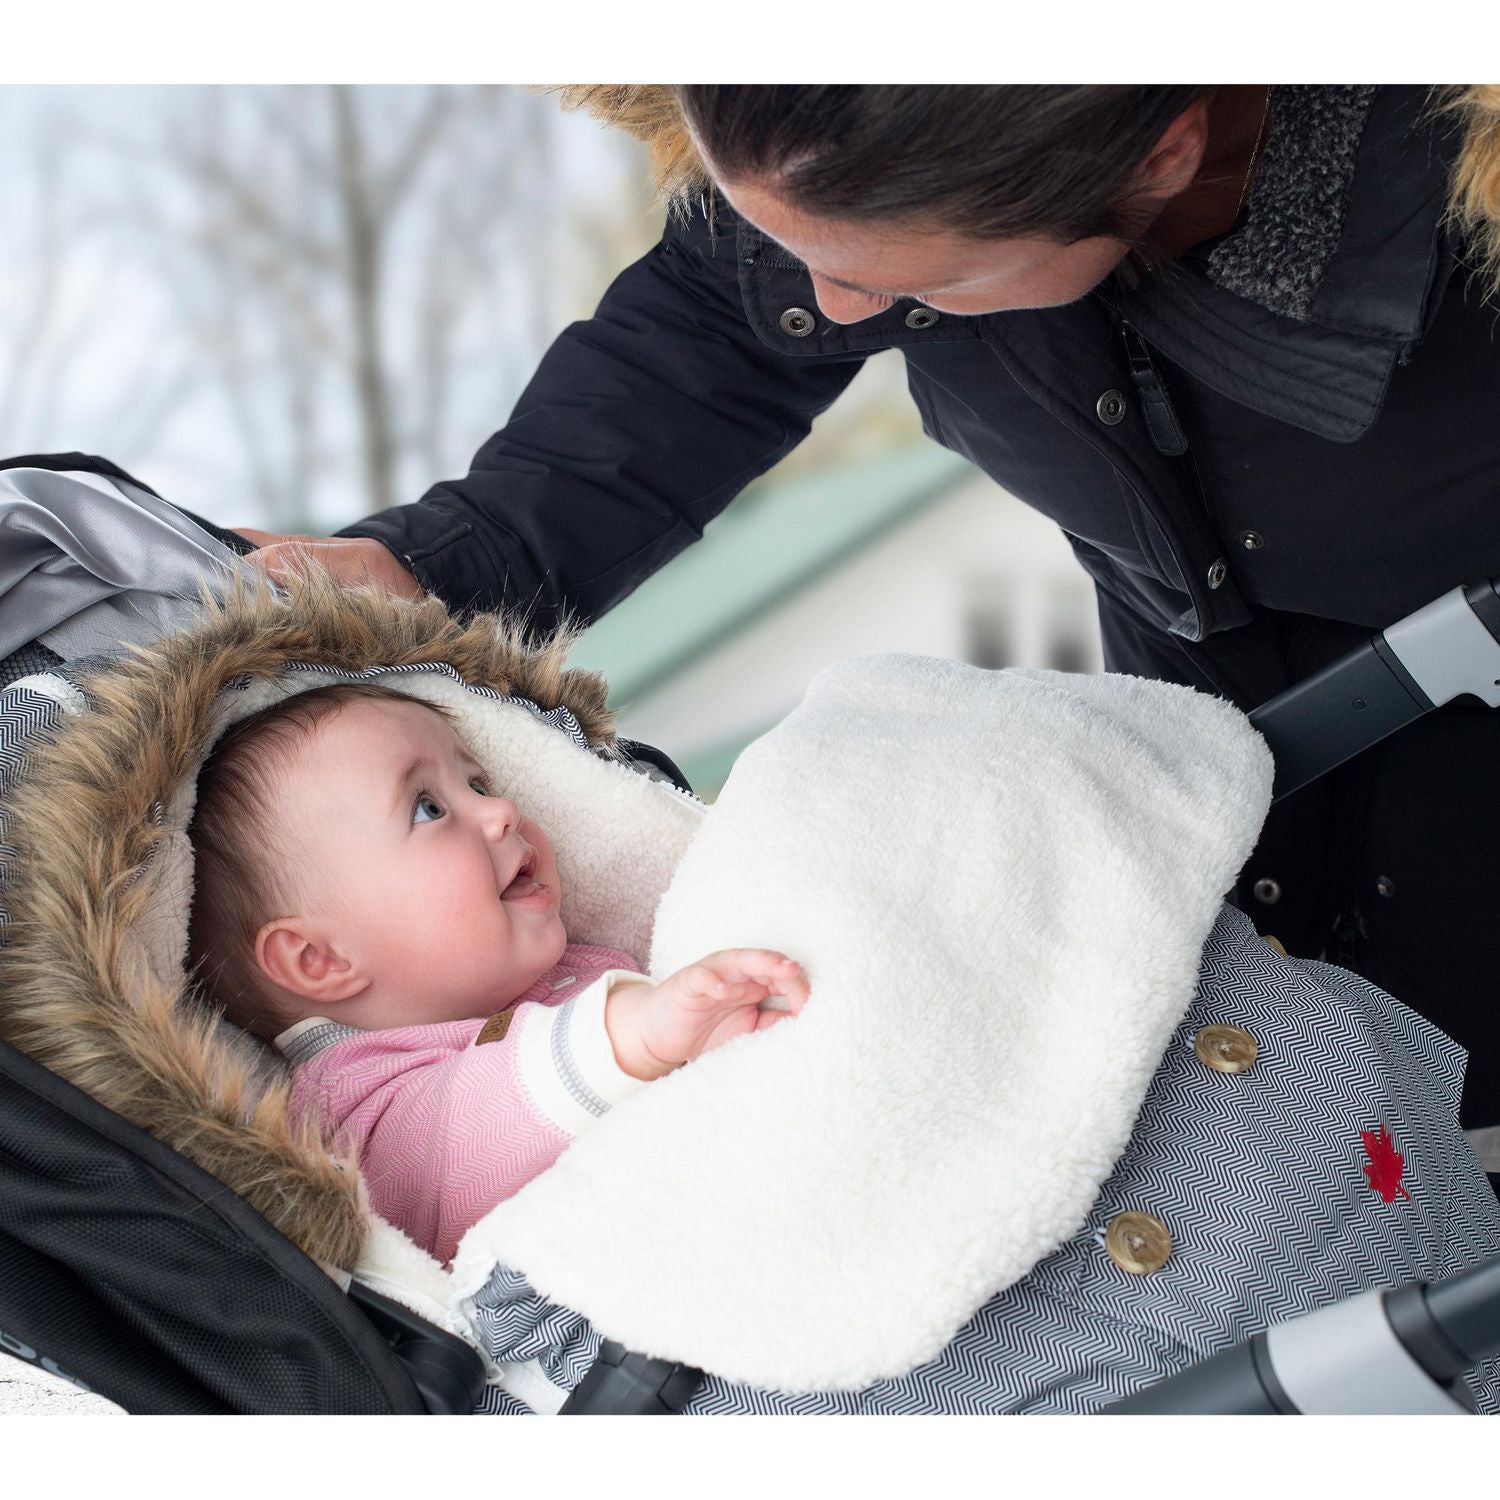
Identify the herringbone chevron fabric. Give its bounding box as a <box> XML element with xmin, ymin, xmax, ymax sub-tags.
<box><xmin>472</xmin><ymin>904</ymin><xmax>1500</xmax><ymax>1414</ymax></box>
<box><xmin>0</xmin><ymin>674</ymin><xmax>80</xmax><ymax>936</ymax></box>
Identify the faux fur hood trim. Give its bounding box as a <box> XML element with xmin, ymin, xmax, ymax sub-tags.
<box><xmin>0</xmin><ymin>572</ymin><xmax>614</xmax><ymax>1273</ymax></box>
<box><xmin>560</xmin><ymin>84</ymin><xmax>1500</xmax><ymax>293</ymax></box>
<box><xmin>553</xmin><ymin>86</ymin><xmax>709</xmax><ymax>206</ymax></box>
<box><xmin>1434</xmin><ymin>84</ymin><xmax>1500</xmax><ymax>298</ymax></box>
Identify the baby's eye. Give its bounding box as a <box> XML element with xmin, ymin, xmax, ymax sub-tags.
<box><xmin>468</xmin><ymin>775</ymin><xmax>491</xmax><ymax>796</ymax></box>
<box><xmin>412</xmin><ymin>793</ymin><xmax>445</xmax><ymax>824</ymax></box>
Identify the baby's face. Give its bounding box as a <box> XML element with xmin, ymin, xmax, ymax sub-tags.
<box><xmin>268</xmin><ymin>694</ymin><xmax>566</xmax><ymax>1026</ymax></box>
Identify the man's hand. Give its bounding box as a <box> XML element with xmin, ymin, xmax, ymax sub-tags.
<box><xmin>233</xmin><ymin>528</ymin><xmax>423</xmax><ymax>600</ymax></box>
<box><xmin>605</xmin><ymin>949</ymin><xmax>810</xmax><ymax>1082</ymax></box>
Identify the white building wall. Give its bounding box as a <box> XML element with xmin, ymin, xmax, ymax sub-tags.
<box><xmin>612</xmin><ymin>474</ymin><xmax>1103</xmax><ymax>781</ymax></box>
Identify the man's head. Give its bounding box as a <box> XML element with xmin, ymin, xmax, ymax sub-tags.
<box><xmin>188</xmin><ymin>684</ymin><xmax>565</xmax><ymax>1040</ymax></box>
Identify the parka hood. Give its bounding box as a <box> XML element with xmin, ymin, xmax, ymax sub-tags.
<box><xmin>0</xmin><ymin>572</ymin><xmax>698</xmax><ymax>1273</ymax></box>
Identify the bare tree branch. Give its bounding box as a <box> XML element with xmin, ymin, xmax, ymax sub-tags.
<box><xmin>374</xmin><ymin>86</ymin><xmax>457</xmax><ymax>221</ymax></box>
<box><xmin>330</xmin><ymin>85</ymin><xmax>396</xmax><ymax>514</ymax></box>
<box><xmin>250</xmin><ymin>87</ymin><xmax>339</xmax><ymax>195</ymax></box>
<box><xmin>162</xmin><ymin>91</ymin><xmax>337</xmax><ymax>274</ymax></box>
<box><xmin>2</xmin><ymin>85</ymin><xmax>659</xmax><ymax>527</ymax></box>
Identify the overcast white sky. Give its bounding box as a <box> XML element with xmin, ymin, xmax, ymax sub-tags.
<box><xmin>0</xmin><ymin>85</ymin><xmax>653</xmax><ymax>530</ymax></box>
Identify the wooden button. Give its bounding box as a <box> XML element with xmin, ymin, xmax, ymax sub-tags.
<box><xmin>1104</xmin><ymin>1212</ymin><xmax>1172</xmax><ymax>1274</ymax></box>
<box><xmin>1193</xmin><ymin>1024</ymin><xmax>1258</xmax><ymax>1075</ymax></box>
<box><xmin>1262</xmin><ymin>933</ymin><xmax>1287</xmax><ymax>956</ymax></box>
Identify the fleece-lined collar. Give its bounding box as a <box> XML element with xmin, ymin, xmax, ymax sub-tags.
<box><xmin>1118</xmin><ymin>85</ymin><xmax>1460</xmax><ymax>442</ymax></box>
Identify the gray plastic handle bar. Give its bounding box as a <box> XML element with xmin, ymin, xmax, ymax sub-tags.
<box><xmin>1249</xmin><ymin>579</ymin><xmax>1500</xmax><ymax>802</ymax></box>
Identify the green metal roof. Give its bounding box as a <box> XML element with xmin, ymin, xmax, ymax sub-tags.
<box><xmin>570</xmin><ymin>441</ymin><xmax>974</xmax><ymax>702</ymax></box>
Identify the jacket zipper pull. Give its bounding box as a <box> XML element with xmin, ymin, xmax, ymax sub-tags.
<box><xmin>1120</xmin><ymin>323</ymin><xmax>1190</xmax><ymax>457</ymax></box>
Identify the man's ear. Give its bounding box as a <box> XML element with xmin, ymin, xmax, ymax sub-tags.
<box><xmin>1129</xmin><ymin>99</ymin><xmax>1210</xmax><ymax>203</ymax></box>
<box><xmin>255</xmin><ymin>918</ymin><xmax>369</xmax><ymax>1005</ymax></box>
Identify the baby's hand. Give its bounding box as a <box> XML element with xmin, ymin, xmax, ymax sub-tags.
<box><xmin>605</xmin><ymin>949</ymin><xmax>810</xmax><ymax>1081</ymax></box>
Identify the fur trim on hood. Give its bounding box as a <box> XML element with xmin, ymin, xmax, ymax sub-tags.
<box><xmin>0</xmin><ymin>572</ymin><xmax>614</xmax><ymax>1273</ymax></box>
<box><xmin>552</xmin><ymin>85</ymin><xmax>709</xmax><ymax>206</ymax></box>
<box><xmin>1434</xmin><ymin>84</ymin><xmax>1500</xmax><ymax>298</ymax></box>
<box><xmin>559</xmin><ymin>83</ymin><xmax>1500</xmax><ymax>293</ymax></box>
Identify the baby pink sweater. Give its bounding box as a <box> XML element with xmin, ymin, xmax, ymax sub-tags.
<box><xmin>278</xmin><ymin>942</ymin><xmax>645</xmax><ymax>1265</ymax></box>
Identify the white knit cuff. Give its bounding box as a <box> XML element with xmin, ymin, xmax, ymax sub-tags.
<box><xmin>515</xmin><ymin>971</ymin><xmax>649</xmax><ymax>1137</ymax></box>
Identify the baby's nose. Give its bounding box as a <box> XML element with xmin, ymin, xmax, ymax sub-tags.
<box><xmin>479</xmin><ymin>796</ymin><xmax>521</xmax><ymax>839</ymax></box>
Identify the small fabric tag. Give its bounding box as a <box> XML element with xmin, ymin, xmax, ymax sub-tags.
<box><xmin>476</xmin><ymin>1012</ymin><xmax>516</xmax><ymax>1047</ymax></box>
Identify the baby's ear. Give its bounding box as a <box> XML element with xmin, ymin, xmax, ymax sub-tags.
<box><xmin>256</xmin><ymin>918</ymin><xmax>368</xmax><ymax>1005</ymax></box>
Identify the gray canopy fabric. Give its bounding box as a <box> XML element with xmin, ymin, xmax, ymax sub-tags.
<box><xmin>0</xmin><ymin>467</ymin><xmax>251</xmax><ymax>665</ymax></box>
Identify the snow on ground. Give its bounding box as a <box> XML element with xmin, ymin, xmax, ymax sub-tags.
<box><xmin>0</xmin><ymin>1351</ymin><xmax>123</xmax><ymax>1415</ymax></box>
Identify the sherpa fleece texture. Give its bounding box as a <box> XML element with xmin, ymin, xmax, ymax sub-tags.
<box><xmin>449</xmin><ymin>656</ymin><xmax>1273</xmax><ymax>1391</ymax></box>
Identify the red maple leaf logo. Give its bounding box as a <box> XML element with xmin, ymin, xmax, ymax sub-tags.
<box><xmin>1361</xmin><ymin>1123</ymin><xmax>1411</xmax><ymax>1203</ymax></box>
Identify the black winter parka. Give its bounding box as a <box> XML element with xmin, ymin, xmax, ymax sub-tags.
<box><xmin>343</xmin><ymin>85</ymin><xmax>1500</xmax><ymax>1128</ymax></box>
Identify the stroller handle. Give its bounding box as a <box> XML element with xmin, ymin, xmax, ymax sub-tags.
<box><xmin>1250</xmin><ymin>578</ymin><xmax>1500</xmax><ymax>802</ymax></box>
<box><xmin>1103</xmin><ymin>1252</ymin><xmax>1500</xmax><ymax>1414</ymax></box>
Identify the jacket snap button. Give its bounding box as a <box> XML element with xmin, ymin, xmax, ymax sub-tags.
<box><xmin>1095</xmin><ymin>389</ymin><xmax>1127</xmax><ymax>425</ymax></box>
<box><xmin>1252</xmin><ymin>877</ymin><xmax>1281</xmax><ymax>904</ymax></box>
<box><xmin>1193</xmin><ymin>1024</ymin><xmax>1258</xmax><ymax>1075</ymax></box>
<box><xmin>1206</xmin><ymin>558</ymin><xmax>1228</xmax><ymax>589</ymax></box>
<box><xmin>1104</xmin><ymin>1212</ymin><xmax>1172</xmax><ymax>1274</ymax></box>
<box><xmin>905</xmin><ymin>307</ymin><xmax>939</xmax><ymax>330</ymax></box>
<box><xmin>779</xmin><ymin>307</ymin><xmax>816</xmax><ymax>337</ymax></box>
<box><xmin>1241</xmin><ymin>531</ymin><xmax>1264</xmax><ymax>550</ymax></box>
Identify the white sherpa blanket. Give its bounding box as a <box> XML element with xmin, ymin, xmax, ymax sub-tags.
<box><xmin>447</xmin><ymin>656</ymin><xmax>1273</xmax><ymax>1392</ymax></box>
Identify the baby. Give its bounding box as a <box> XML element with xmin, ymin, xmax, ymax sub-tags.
<box><xmin>187</xmin><ymin>682</ymin><xmax>808</xmax><ymax>1264</ymax></box>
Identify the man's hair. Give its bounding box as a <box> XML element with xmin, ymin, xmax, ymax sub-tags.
<box><xmin>675</xmin><ymin>85</ymin><xmax>1212</xmax><ymax>244</ymax></box>
<box><xmin>187</xmin><ymin>682</ymin><xmax>453</xmax><ymax>1040</ymax></box>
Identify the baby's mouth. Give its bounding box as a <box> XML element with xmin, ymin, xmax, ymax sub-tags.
<box><xmin>500</xmin><ymin>849</ymin><xmax>545</xmax><ymax>902</ymax></box>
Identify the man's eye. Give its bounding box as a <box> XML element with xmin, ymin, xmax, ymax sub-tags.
<box><xmin>413</xmin><ymin>793</ymin><xmax>445</xmax><ymax>824</ymax></box>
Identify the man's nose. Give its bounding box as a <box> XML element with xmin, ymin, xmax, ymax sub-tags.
<box><xmin>808</xmin><ymin>273</ymin><xmax>889</xmax><ymax>326</ymax></box>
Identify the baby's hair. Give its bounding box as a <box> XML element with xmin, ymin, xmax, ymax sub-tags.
<box><xmin>187</xmin><ymin>681</ymin><xmax>456</xmax><ymax>1040</ymax></box>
